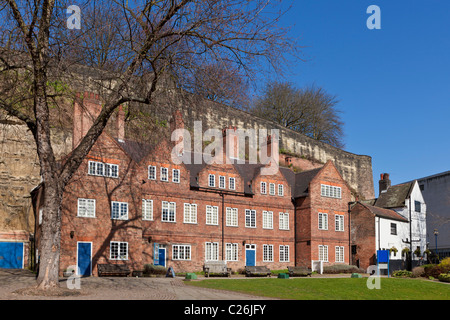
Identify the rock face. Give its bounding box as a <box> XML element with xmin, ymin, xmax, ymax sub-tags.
<box><xmin>0</xmin><ymin>94</ymin><xmax>374</xmax><ymax>237</ymax></box>
<box><xmin>0</xmin><ymin>120</ymin><xmax>72</xmax><ymax>234</ymax></box>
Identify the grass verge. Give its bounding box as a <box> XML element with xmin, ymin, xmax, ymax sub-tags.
<box><xmin>186</xmin><ymin>277</ymin><xmax>450</xmax><ymax>300</ymax></box>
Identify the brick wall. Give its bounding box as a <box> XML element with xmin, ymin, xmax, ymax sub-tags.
<box><xmin>350</xmin><ymin>203</ymin><xmax>376</xmax><ymax>270</ymax></box>
<box><xmin>60</xmin><ymin>133</ymin><xmax>143</xmax><ymax>276</ymax></box>
<box><xmin>295</xmin><ymin>161</ymin><xmax>352</xmax><ymax>268</ymax></box>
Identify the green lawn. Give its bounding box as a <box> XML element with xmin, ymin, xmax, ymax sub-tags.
<box><xmin>186</xmin><ymin>277</ymin><xmax>450</xmax><ymax>300</ymax></box>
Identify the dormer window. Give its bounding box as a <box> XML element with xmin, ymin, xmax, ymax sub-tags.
<box><xmin>208</xmin><ymin>174</ymin><xmax>215</xmax><ymax>187</ymax></box>
<box><xmin>172</xmin><ymin>169</ymin><xmax>180</xmax><ymax>183</ymax></box>
<box><xmin>160</xmin><ymin>167</ymin><xmax>169</xmax><ymax>182</ymax></box>
<box><xmin>88</xmin><ymin>161</ymin><xmax>119</xmax><ymax>178</ymax></box>
<box><xmin>269</xmin><ymin>183</ymin><xmax>275</xmax><ymax>195</ymax></box>
<box><xmin>148</xmin><ymin>166</ymin><xmax>156</xmax><ymax>180</ymax></box>
<box><xmin>219</xmin><ymin>176</ymin><xmax>226</xmax><ymax>189</ymax></box>
<box><xmin>321</xmin><ymin>184</ymin><xmax>342</xmax><ymax>199</ymax></box>
<box><xmin>261</xmin><ymin>182</ymin><xmax>267</xmax><ymax>194</ymax></box>
<box><xmin>278</xmin><ymin>184</ymin><xmax>284</xmax><ymax>196</ymax></box>
<box><xmin>229</xmin><ymin>177</ymin><xmax>236</xmax><ymax>190</ymax></box>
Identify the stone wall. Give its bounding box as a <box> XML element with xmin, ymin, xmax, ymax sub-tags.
<box><xmin>151</xmin><ymin>92</ymin><xmax>375</xmax><ymax>200</ymax></box>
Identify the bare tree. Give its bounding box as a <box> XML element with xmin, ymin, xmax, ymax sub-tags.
<box><xmin>185</xmin><ymin>61</ymin><xmax>251</xmax><ymax>110</ymax></box>
<box><xmin>250</xmin><ymin>81</ymin><xmax>345</xmax><ymax>148</ymax></box>
<box><xmin>0</xmin><ymin>0</ymin><xmax>298</xmax><ymax>289</ymax></box>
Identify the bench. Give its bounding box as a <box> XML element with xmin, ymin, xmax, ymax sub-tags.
<box><xmin>97</xmin><ymin>264</ymin><xmax>131</xmax><ymax>277</ymax></box>
<box><xmin>203</xmin><ymin>261</ymin><xmax>231</xmax><ymax>277</ymax></box>
<box><xmin>245</xmin><ymin>266</ymin><xmax>271</xmax><ymax>277</ymax></box>
<box><xmin>288</xmin><ymin>266</ymin><xmax>312</xmax><ymax>277</ymax></box>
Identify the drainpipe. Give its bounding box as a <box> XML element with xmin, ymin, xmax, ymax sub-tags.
<box><xmin>348</xmin><ymin>202</ymin><xmax>353</xmax><ymax>265</ymax></box>
<box><xmin>293</xmin><ymin>197</ymin><xmax>297</xmax><ymax>267</ymax></box>
<box><xmin>221</xmin><ymin>192</ymin><xmax>225</xmax><ymax>261</ymax></box>
<box><xmin>409</xmin><ymin>197</ymin><xmax>412</xmax><ymax>270</ymax></box>
<box><xmin>377</xmin><ymin>216</ymin><xmax>381</xmax><ymax>251</ymax></box>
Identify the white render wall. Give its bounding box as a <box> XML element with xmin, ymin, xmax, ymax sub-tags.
<box><xmin>393</xmin><ymin>181</ymin><xmax>427</xmax><ymax>260</ymax></box>
<box><xmin>375</xmin><ymin>217</ymin><xmax>409</xmax><ymax>260</ymax></box>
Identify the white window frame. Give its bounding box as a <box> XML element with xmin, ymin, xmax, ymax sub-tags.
<box><xmin>263</xmin><ymin>244</ymin><xmax>274</xmax><ymax>262</ymax></box>
<box><xmin>318</xmin><ymin>212</ymin><xmax>328</xmax><ymax>230</ymax></box>
<box><xmin>262</xmin><ymin>211</ymin><xmax>273</xmax><ymax>229</ymax></box>
<box><xmin>335</xmin><ymin>214</ymin><xmax>345</xmax><ymax>232</ymax></box>
<box><xmin>205</xmin><ymin>242</ymin><xmax>219</xmax><ymax>261</ymax></box>
<box><xmin>183</xmin><ymin>203</ymin><xmax>197</xmax><ymax>224</ymax></box>
<box><xmin>321</xmin><ymin>184</ymin><xmax>342</xmax><ymax>199</ymax></box>
<box><xmin>279</xmin><ymin>245</ymin><xmax>290</xmax><ymax>262</ymax></box>
<box><xmin>105</xmin><ymin>163</ymin><xmax>119</xmax><ymax>178</ymax></box>
<box><xmin>279</xmin><ymin>212</ymin><xmax>289</xmax><ymax>230</ymax></box>
<box><xmin>206</xmin><ymin>205</ymin><xmax>219</xmax><ymax>225</ymax></box>
<box><xmin>229</xmin><ymin>177</ymin><xmax>236</xmax><ymax>190</ymax></box>
<box><xmin>160</xmin><ymin>167</ymin><xmax>169</xmax><ymax>182</ymax></box>
<box><xmin>172</xmin><ymin>169</ymin><xmax>180</xmax><ymax>183</ymax></box>
<box><xmin>88</xmin><ymin>160</ymin><xmax>104</xmax><ymax>176</ymax></box>
<box><xmin>208</xmin><ymin>174</ymin><xmax>215</xmax><ymax>187</ymax></box>
<box><xmin>110</xmin><ymin>241</ymin><xmax>128</xmax><ymax>260</ymax></box>
<box><xmin>269</xmin><ymin>183</ymin><xmax>275</xmax><ymax>196</ymax></box>
<box><xmin>335</xmin><ymin>246</ymin><xmax>345</xmax><ymax>263</ymax></box>
<box><xmin>148</xmin><ymin>165</ymin><xmax>156</xmax><ymax>180</ymax></box>
<box><xmin>319</xmin><ymin>245</ymin><xmax>328</xmax><ymax>262</ymax></box>
<box><xmin>219</xmin><ymin>175</ymin><xmax>226</xmax><ymax>189</ymax></box>
<box><xmin>77</xmin><ymin>198</ymin><xmax>96</xmax><ymax>218</ymax></box>
<box><xmin>225</xmin><ymin>243</ymin><xmax>238</xmax><ymax>262</ymax></box>
<box><xmin>278</xmin><ymin>184</ymin><xmax>284</xmax><ymax>196</ymax></box>
<box><xmin>226</xmin><ymin>207</ymin><xmax>238</xmax><ymax>227</ymax></box>
<box><xmin>173</xmin><ymin>244</ymin><xmax>191</xmax><ymax>261</ymax></box>
<box><xmin>111</xmin><ymin>201</ymin><xmax>128</xmax><ymax>220</ymax></box>
<box><xmin>260</xmin><ymin>182</ymin><xmax>267</xmax><ymax>194</ymax></box>
<box><xmin>162</xmin><ymin>201</ymin><xmax>176</xmax><ymax>222</ymax></box>
<box><xmin>142</xmin><ymin>199</ymin><xmax>153</xmax><ymax>221</ymax></box>
<box><xmin>88</xmin><ymin>161</ymin><xmax>118</xmax><ymax>178</ymax></box>
<box><xmin>245</xmin><ymin>209</ymin><xmax>256</xmax><ymax>228</ymax></box>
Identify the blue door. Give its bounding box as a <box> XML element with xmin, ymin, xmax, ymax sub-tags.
<box><xmin>0</xmin><ymin>242</ymin><xmax>23</xmax><ymax>269</ymax></box>
<box><xmin>158</xmin><ymin>248</ymin><xmax>166</xmax><ymax>267</ymax></box>
<box><xmin>245</xmin><ymin>245</ymin><xmax>256</xmax><ymax>266</ymax></box>
<box><xmin>77</xmin><ymin>242</ymin><xmax>92</xmax><ymax>276</ymax></box>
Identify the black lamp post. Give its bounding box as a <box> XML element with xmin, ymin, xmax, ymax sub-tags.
<box><xmin>434</xmin><ymin>229</ymin><xmax>439</xmax><ymax>262</ymax></box>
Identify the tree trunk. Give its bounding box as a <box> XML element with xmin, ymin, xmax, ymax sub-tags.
<box><xmin>33</xmin><ymin>74</ymin><xmax>64</xmax><ymax>289</ymax></box>
<box><xmin>36</xmin><ymin>184</ymin><xmax>63</xmax><ymax>289</ymax></box>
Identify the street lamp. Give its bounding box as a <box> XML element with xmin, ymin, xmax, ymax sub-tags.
<box><xmin>434</xmin><ymin>229</ymin><xmax>439</xmax><ymax>262</ymax></box>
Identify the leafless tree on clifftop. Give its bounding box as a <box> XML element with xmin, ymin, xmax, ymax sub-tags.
<box><xmin>250</xmin><ymin>81</ymin><xmax>345</xmax><ymax>148</ymax></box>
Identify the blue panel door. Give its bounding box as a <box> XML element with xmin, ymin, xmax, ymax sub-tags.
<box><xmin>246</xmin><ymin>249</ymin><xmax>256</xmax><ymax>267</ymax></box>
<box><xmin>0</xmin><ymin>242</ymin><xmax>23</xmax><ymax>269</ymax></box>
<box><xmin>158</xmin><ymin>248</ymin><xmax>166</xmax><ymax>267</ymax></box>
<box><xmin>77</xmin><ymin>242</ymin><xmax>92</xmax><ymax>276</ymax></box>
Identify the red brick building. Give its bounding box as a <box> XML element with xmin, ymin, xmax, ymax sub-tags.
<box><xmin>32</xmin><ymin>94</ymin><xmax>356</xmax><ymax>276</ymax></box>
<box><xmin>291</xmin><ymin>161</ymin><xmax>353</xmax><ymax>268</ymax></box>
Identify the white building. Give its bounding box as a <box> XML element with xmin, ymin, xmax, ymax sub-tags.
<box><xmin>375</xmin><ymin>174</ymin><xmax>427</xmax><ymax>265</ymax></box>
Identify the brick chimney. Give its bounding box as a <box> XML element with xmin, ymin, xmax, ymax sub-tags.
<box><xmin>222</xmin><ymin>126</ymin><xmax>239</xmax><ymax>161</ymax></box>
<box><xmin>170</xmin><ymin>110</ymin><xmax>186</xmax><ymax>155</ymax></box>
<box><xmin>170</xmin><ymin>109</ymin><xmax>185</xmax><ymax>132</ymax></box>
<box><xmin>261</xmin><ymin>134</ymin><xmax>278</xmax><ymax>159</ymax></box>
<box><xmin>379</xmin><ymin>173</ymin><xmax>391</xmax><ymax>195</ymax></box>
<box><xmin>73</xmin><ymin>92</ymin><xmax>102</xmax><ymax>149</ymax></box>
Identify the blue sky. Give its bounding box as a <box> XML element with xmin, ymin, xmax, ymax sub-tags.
<box><xmin>266</xmin><ymin>0</ymin><xmax>450</xmax><ymax>194</ymax></box>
